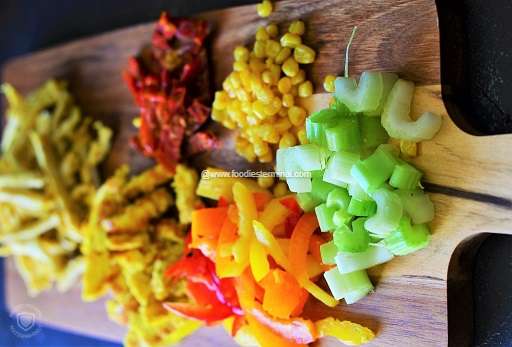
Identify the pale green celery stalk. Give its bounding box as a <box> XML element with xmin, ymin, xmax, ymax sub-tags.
<box><xmin>335</xmin><ymin>244</ymin><xmax>394</xmax><ymax>274</ymax></box>
<box><xmin>320</xmin><ymin>240</ymin><xmax>338</xmax><ymax>265</ymax></box>
<box><xmin>364</xmin><ymin>188</ymin><xmax>403</xmax><ymax>236</ymax></box>
<box><xmin>396</xmin><ymin>189</ymin><xmax>435</xmax><ymax>224</ymax></box>
<box><xmin>381</xmin><ymin>79</ymin><xmax>442</xmax><ymax>141</ymax></box>
<box><xmin>323</xmin><ymin>151</ymin><xmax>360</xmax><ymax>187</ymax></box>
<box><xmin>324</xmin><ymin>268</ymin><xmax>373</xmax><ymax>304</ymax></box>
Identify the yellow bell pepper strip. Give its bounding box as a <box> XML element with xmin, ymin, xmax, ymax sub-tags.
<box><xmin>289</xmin><ymin>213</ymin><xmax>319</xmax><ymax>281</ymax></box>
<box><xmin>260</xmin><ymin>269</ymin><xmax>307</xmax><ymax>319</ymax></box>
<box><xmin>216</xmin><ymin>218</ymin><xmax>246</xmax><ymax>278</ymax></box>
<box><xmin>253</xmin><ymin>220</ymin><xmax>291</xmax><ymax>270</ymax></box>
<box><xmin>250</xmin><ymin>306</ymin><xmax>317</xmax><ymax>344</ymax></box>
<box><xmin>253</xmin><ymin>191</ymin><xmax>273</xmax><ymax>211</ymax></box>
<box><xmin>191</xmin><ymin>207</ymin><xmax>228</xmax><ymax>260</ymax></box>
<box><xmin>246</xmin><ymin>314</ymin><xmax>307</xmax><ymax>347</ymax></box>
<box><xmin>259</xmin><ymin>198</ymin><xmax>290</xmax><ymax>231</ymax></box>
<box><xmin>315</xmin><ymin>317</ymin><xmax>375</xmax><ymax>346</ymax></box>
<box><xmin>301</xmin><ymin>279</ymin><xmax>338</xmax><ymax>307</ymax></box>
<box><xmin>306</xmin><ymin>255</ymin><xmax>330</xmax><ymax>279</ymax></box>
<box><xmin>250</xmin><ymin>238</ymin><xmax>270</xmax><ymax>282</ymax></box>
<box><xmin>232</xmin><ymin>182</ymin><xmax>258</xmax><ymax>269</ymax></box>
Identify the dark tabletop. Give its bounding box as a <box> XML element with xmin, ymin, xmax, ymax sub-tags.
<box><xmin>0</xmin><ymin>0</ymin><xmax>511</xmax><ymax>346</ymax></box>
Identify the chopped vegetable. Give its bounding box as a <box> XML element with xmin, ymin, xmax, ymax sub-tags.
<box><xmin>324</xmin><ymin>268</ymin><xmax>373</xmax><ymax>304</ymax></box>
<box><xmin>335</xmin><ymin>245</ymin><xmax>394</xmax><ymax>274</ymax></box>
<box><xmin>384</xmin><ymin>216</ymin><xmax>430</xmax><ymax>255</ymax></box>
<box><xmin>316</xmin><ymin>317</ymin><xmax>375</xmax><ymax>345</ymax></box>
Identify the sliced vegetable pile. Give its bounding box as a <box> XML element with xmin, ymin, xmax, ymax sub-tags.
<box><xmin>162</xmin><ymin>170</ymin><xmax>375</xmax><ymax>346</ymax></box>
<box><xmin>211</xmin><ymin>18</ymin><xmax>317</xmax><ymax>163</ymax></box>
<box><xmin>81</xmin><ymin>164</ymin><xmax>203</xmax><ymax>347</ymax></box>
<box><xmin>277</xmin><ymin>70</ymin><xmax>441</xmax><ymax>304</ymax></box>
<box><xmin>125</xmin><ymin>13</ymin><xmax>215</xmax><ymax>172</ymax></box>
<box><xmin>0</xmin><ymin>81</ymin><xmax>112</xmax><ymax>295</ymax></box>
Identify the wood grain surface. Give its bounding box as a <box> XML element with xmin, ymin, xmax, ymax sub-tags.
<box><xmin>3</xmin><ymin>0</ymin><xmax>511</xmax><ymax>346</ymax></box>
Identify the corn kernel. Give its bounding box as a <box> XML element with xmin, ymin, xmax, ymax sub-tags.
<box><xmin>294</xmin><ymin>44</ymin><xmax>316</xmax><ymax>64</ymax></box>
<box><xmin>277</xmin><ymin>77</ymin><xmax>292</xmax><ymax>94</ymax></box>
<box><xmin>256</xmin><ymin>26</ymin><xmax>270</xmax><ymax>41</ymax></box>
<box><xmin>266</xmin><ymin>24</ymin><xmax>279</xmax><ymax>38</ymax></box>
<box><xmin>249</xmin><ymin>57</ymin><xmax>266</xmax><ymax>73</ymax></box>
<box><xmin>282</xmin><ymin>93</ymin><xmax>294</xmax><ymax>108</ymax></box>
<box><xmin>262</xmin><ymin>70</ymin><xmax>273</xmax><ymax>85</ymax></box>
<box><xmin>323</xmin><ymin>74</ymin><xmax>336</xmax><ymax>93</ymax></box>
<box><xmin>291</xmin><ymin>69</ymin><xmax>305</xmax><ymax>85</ymax></box>
<box><xmin>275</xmin><ymin>47</ymin><xmax>291</xmax><ymax>64</ymax></box>
<box><xmin>253</xmin><ymin>40</ymin><xmax>266</xmax><ymax>58</ymax></box>
<box><xmin>259</xmin><ymin>152</ymin><xmax>273</xmax><ymax>163</ymax></box>
<box><xmin>234</xmin><ymin>46</ymin><xmax>250</xmax><ymax>62</ymax></box>
<box><xmin>233</xmin><ymin>60</ymin><xmax>248</xmax><ymax>72</ymax></box>
<box><xmin>253</xmin><ymin>139</ymin><xmax>270</xmax><ymax>156</ymax></box>
<box><xmin>290</xmin><ymin>85</ymin><xmax>298</xmax><ymax>96</ymax></box>
<box><xmin>255</xmin><ymin>86</ymin><xmax>273</xmax><ymax>104</ymax></box>
<box><xmin>247</xmin><ymin>114</ymin><xmax>260</xmax><ymax>126</ymax></box>
<box><xmin>288</xmin><ymin>106</ymin><xmax>306</xmax><ymax>126</ymax></box>
<box><xmin>282</xmin><ymin>57</ymin><xmax>299</xmax><ymax>77</ymax></box>
<box><xmin>235</xmin><ymin>136</ymin><xmax>249</xmax><ymax>151</ymax></box>
<box><xmin>252</xmin><ymin>100</ymin><xmax>267</xmax><ymax>119</ymax></box>
<box><xmin>279</xmin><ymin>132</ymin><xmax>297</xmax><ymax>148</ymax></box>
<box><xmin>242</xmin><ymin>142</ymin><xmax>257</xmax><ymax>162</ymax></box>
<box><xmin>278</xmin><ymin>107</ymin><xmax>289</xmax><ymax>118</ymax></box>
<box><xmin>211</xmin><ymin>108</ymin><xmax>226</xmax><ymax>122</ymax></box>
<box><xmin>262</xmin><ymin>126</ymin><xmax>280</xmax><ymax>143</ymax></box>
<box><xmin>256</xmin><ymin>0</ymin><xmax>273</xmax><ymax>18</ymax></box>
<box><xmin>275</xmin><ymin>118</ymin><xmax>292</xmax><ymax>132</ymax></box>
<box><xmin>132</xmin><ymin>117</ymin><xmax>141</xmax><ymax>128</ymax></box>
<box><xmin>223</xmin><ymin>118</ymin><xmax>237</xmax><ymax>130</ymax></box>
<box><xmin>289</xmin><ymin>20</ymin><xmax>305</xmax><ymax>35</ymax></box>
<box><xmin>400</xmin><ymin>140</ymin><xmax>418</xmax><ymax>157</ymax></box>
<box><xmin>273</xmin><ymin>182</ymin><xmax>289</xmax><ymax>197</ymax></box>
<box><xmin>297</xmin><ymin>128</ymin><xmax>308</xmax><ymax>144</ymax></box>
<box><xmin>265</xmin><ymin>40</ymin><xmax>281</xmax><ymax>59</ymax></box>
<box><xmin>298</xmin><ymin>81</ymin><xmax>313</xmax><ymax>98</ymax></box>
<box><xmin>280</xmin><ymin>33</ymin><xmax>301</xmax><ymax>48</ymax></box>
<box><xmin>257</xmin><ymin>175</ymin><xmax>274</xmax><ymax>189</ymax></box>
<box><xmin>235</xmin><ymin>88</ymin><xmax>250</xmax><ymax>102</ymax></box>
<box><xmin>241</xmin><ymin>101</ymin><xmax>252</xmax><ymax>114</ymax></box>
<box><xmin>240</xmin><ymin>69</ymin><xmax>252</xmax><ymax>89</ymax></box>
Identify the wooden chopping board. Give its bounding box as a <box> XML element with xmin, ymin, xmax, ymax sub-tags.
<box><xmin>3</xmin><ymin>0</ymin><xmax>512</xmax><ymax>346</ymax></box>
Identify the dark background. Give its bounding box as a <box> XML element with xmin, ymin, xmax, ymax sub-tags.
<box><xmin>0</xmin><ymin>0</ymin><xmax>512</xmax><ymax>346</ymax></box>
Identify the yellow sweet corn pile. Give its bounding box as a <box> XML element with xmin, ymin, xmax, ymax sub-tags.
<box><xmin>212</xmin><ymin>20</ymin><xmax>317</xmax><ymax>163</ymax></box>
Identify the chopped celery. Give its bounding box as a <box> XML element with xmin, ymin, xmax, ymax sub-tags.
<box><xmin>348</xmin><ymin>182</ymin><xmax>371</xmax><ymax>201</ymax></box>
<box><xmin>347</xmin><ymin>199</ymin><xmax>377</xmax><ymax>217</ymax></box>
<box><xmin>324</xmin><ymin>151</ymin><xmax>360</xmax><ymax>186</ymax></box>
<box><xmin>291</xmin><ymin>144</ymin><xmax>328</xmax><ymax>172</ymax></box>
<box><xmin>320</xmin><ymin>240</ymin><xmax>338</xmax><ymax>265</ymax></box>
<box><xmin>297</xmin><ymin>192</ymin><xmax>322</xmax><ymax>212</ymax></box>
<box><xmin>306</xmin><ymin>118</ymin><xmax>328</xmax><ymax>146</ymax></box>
<box><xmin>385</xmin><ymin>216</ymin><xmax>430</xmax><ymax>255</ymax></box>
<box><xmin>335</xmin><ymin>244</ymin><xmax>394</xmax><ymax>274</ymax></box>
<box><xmin>325</xmin><ymin>115</ymin><xmax>361</xmax><ymax>152</ymax></box>
<box><xmin>309</xmin><ymin>108</ymin><xmax>343</xmax><ymax>124</ymax></box>
<box><xmin>389</xmin><ymin>163</ymin><xmax>422</xmax><ymax>190</ymax></box>
<box><xmin>334</xmin><ymin>72</ymin><xmax>383</xmax><ymax>113</ymax></box>
<box><xmin>333</xmin><ymin>220</ymin><xmax>370</xmax><ymax>253</ymax></box>
<box><xmin>364</xmin><ymin>188</ymin><xmax>403</xmax><ymax>236</ymax></box>
<box><xmin>359</xmin><ymin>115</ymin><xmax>389</xmax><ymax>149</ymax></box>
<box><xmin>381</xmin><ymin>79</ymin><xmax>442</xmax><ymax>141</ymax></box>
<box><xmin>396</xmin><ymin>189</ymin><xmax>435</xmax><ymax>224</ymax></box>
<box><xmin>333</xmin><ymin>209</ymin><xmax>353</xmax><ymax>227</ymax></box>
<box><xmin>326</xmin><ymin>188</ymin><xmax>351</xmax><ymax>210</ymax></box>
<box><xmin>351</xmin><ymin>145</ymin><xmax>399</xmax><ymax>192</ymax></box>
<box><xmin>275</xmin><ymin>147</ymin><xmax>288</xmax><ymax>179</ymax></box>
<box><xmin>364</xmin><ymin>72</ymin><xmax>399</xmax><ymax>116</ymax></box>
<box><xmin>312</xmin><ymin>177</ymin><xmax>339</xmax><ymax>202</ymax></box>
<box><xmin>287</xmin><ymin>177</ymin><xmax>312</xmax><ymax>193</ymax></box>
<box><xmin>324</xmin><ymin>268</ymin><xmax>373</xmax><ymax>303</ymax></box>
<box><xmin>315</xmin><ymin>203</ymin><xmax>338</xmax><ymax>232</ymax></box>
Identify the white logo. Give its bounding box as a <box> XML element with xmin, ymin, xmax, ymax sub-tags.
<box><xmin>10</xmin><ymin>304</ymin><xmax>42</xmax><ymax>338</ymax></box>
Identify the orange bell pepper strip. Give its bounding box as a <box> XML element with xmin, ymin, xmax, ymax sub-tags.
<box><xmin>246</xmin><ymin>314</ymin><xmax>307</xmax><ymax>347</ymax></box>
<box><xmin>290</xmin><ymin>289</ymin><xmax>309</xmax><ymax>317</ymax></box>
<box><xmin>191</xmin><ymin>207</ymin><xmax>228</xmax><ymax>259</ymax></box>
<box><xmin>309</xmin><ymin>234</ymin><xmax>324</xmax><ymax>262</ymax></box>
<box><xmin>253</xmin><ymin>221</ymin><xmax>291</xmax><ymax>270</ymax></box>
<box><xmin>216</xmin><ymin>217</ymin><xmax>245</xmax><ymax>278</ymax></box>
<box><xmin>250</xmin><ymin>306</ymin><xmax>317</xmax><ymax>344</ymax></box>
<box><xmin>289</xmin><ymin>213</ymin><xmax>318</xmax><ymax>281</ymax></box>
<box><xmin>260</xmin><ymin>269</ymin><xmax>306</xmax><ymax>319</ymax></box>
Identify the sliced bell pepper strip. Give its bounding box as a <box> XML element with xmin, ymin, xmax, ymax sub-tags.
<box><xmin>216</xmin><ymin>217</ymin><xmax>246</xmax><ymax>278</ymax></box>
<box><xmin>253</xmin><ymin>221</ymin><xmax>291</xmax><ymax>270</ymax></box>
<box><xmin>250</xmin><ymin>238</ymin><xmax>270</xmax><ymax>282</ymax></box>
<box><xmin>315</xmin><ymin>317</ymin><xmax>375</xmax><ymax>346</ymax></box>
<box><xmin>259</xmin><ymin>199</ymin><xmax>290</xmax><ymax>231</ymax></box>
<box><xmin>260</xmin><ymin>269</ymin><xmax>306</xmax><ymax>319</ymax></box>
<box><xmin>253</xmin><ymin>191</ymin><xmax>273</xmax><ymax>211</ymax></box>
<box><xmin>233</xmin><ymin>182</ymin><xmax>258</xmax><ymax>237</ymax></box>
<box><xmin>289</xmin><ymin>213</ymin><xmax>319</xmax><ymax>281</ymax></box>
<box><xmin>246</xmin><ymin>314</ymin><xmax>307</xmax><ymax>347</ymax></box>
<box><xmin>163</xmin><ymin>301</ymin><xmax>234</xmax><ymax>324</ymax></box>
<box><xmin>250</xmin><ymin>306</ymin><xmax>317</xmax><ymax>344</ymax></box>
<box><xmin>309</xmin><ymin>234</ymin><xmax>324</xmax><ymax>262</ymax></box>
<box><xmin>301</xmin><ymin>279</ymin><xmax>338</xmax><ymax>308</ymax></box>
<box><xmin>191</xmin><ymin>207</ymin><xmax>228</xmax><ymax>259</ymax></box>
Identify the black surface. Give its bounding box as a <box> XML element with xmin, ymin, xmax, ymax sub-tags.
<box><xmin>0</xmin><ymin>1</ymin><xmax>511</xmax><ymax>346</ymax></box>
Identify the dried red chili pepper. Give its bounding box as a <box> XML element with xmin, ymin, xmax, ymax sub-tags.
<box><xmin>124</xmin><ymin>12</ymin><xmax>214</xmax><ymax>172</ymax></box>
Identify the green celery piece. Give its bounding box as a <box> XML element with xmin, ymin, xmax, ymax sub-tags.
<box><xmin>286</xmin><ymin>177</ymin><xmax>312</xmax><ymax>193</ymax></box>
<box><xmin>325</xmin><ymin>115</ymin><xmax>361</xmax><ymax>152</ymax></box>
<box><xmin>291</xmin><ymin>144</ymin><xmax>328</xmax><ymax>172</ymax></box>
<box><xmin>350</xmin><ymin>144</ymin><xmax>399</xmax><ymax>192</ymax></box>
<box><xmin>381</xmin><ymin>79</ymin><xmax>442</xmax><ymax>141</ymax></box>
<box><xmin>384</xmin><ymin>216</ymin><xmax>431</xmax><ymax>255</ymax></box>
<box><xmin>334</xmin><ymin>72</ymin><xmax>383</xmax><ymax>113</ymax></box>
<box><xmin>326</xmin><ymin>188</ymin><xmax>351</xmax><ymax>210</ymax></box>
<box><xmin>348</xmin><ymin>182</ymin><xmax>371</xmax><ymax>201</ymax></box>
<box><xmin>359</xmin><ymin>115</ymin><xmax>389</xmax><ymax>149</ymax></box>
<box><xmin>364</xmin><ymin>72</ymin><xmax>399</xmax><ymax>116</ymax></box>
<box><xmin>279</xmin><ymin>146</ymin><xmax>313</xmax><ymax>193</ymax></box>
<box><xmin>335</xmin><ymin>244</ymin><xmax>394</xmax><ymax>274</ymax></box>
<box><xmin>364</xmin><ymin>188</ymin><xmax>403</xmax><ymax>236</ymax></box>
<box><xmin>324</xmin><ymin>268</ymin><xmax>374</xmax><ymax>303</ymax></box>
<box><xmin>333</xmin><ymin>209</ymin><xmax>353</xmax><ymax>226</ymax></box>
<box><xmin>389</xmin><ymin>162</ymin><xmax>423</xmax><ymax>190</ymax></box>
<box><xmin>323</xmin><ymin>151</ymin><xmax>360</xmax><ymax>187</ymax></box>
<box><xmin>315</xmin><ymin>203</ymin><xmax>338</xmax><ymax>232</ymax></box>
<box><xmin>306</xmin><ymin>118</ymin><xmax>329</xmax><ymax>146</ymax></box>
<box><xmin>296</xmin><ymin>192</ymin><xmax>322</xmax><ymax>212</ymax></box>
<box><xmin>333</xmin><ymin>219</ymin><xmax>370</xmax><ymax>253</ymax></box>
<box><xmin>396</xmin><ymin>189</ymin><xmax>435</xmax><ymax>224</ymax></box>
<box><xmin>347</xmin><ymin>198</ymin><xmax>377</xmax><ymax>217</ymax></box>
<box><xmin>275</xmin><ymin>147</ymin><xmax>288</xmax><ymax>180</ymax></box>
<box><xmin>320</xmin><ymin>240</ymin><xmax>338</xmax><ymax>265</ymax></box>
<box><xmin>309</xmin><ymin>108</ymin><xmax>341</xmax><ymax>124</ymax></box>
<box><xmin>311</xmin><ymin>176</ymin><xmax>339</xmax><ymax>202</ymax></box>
